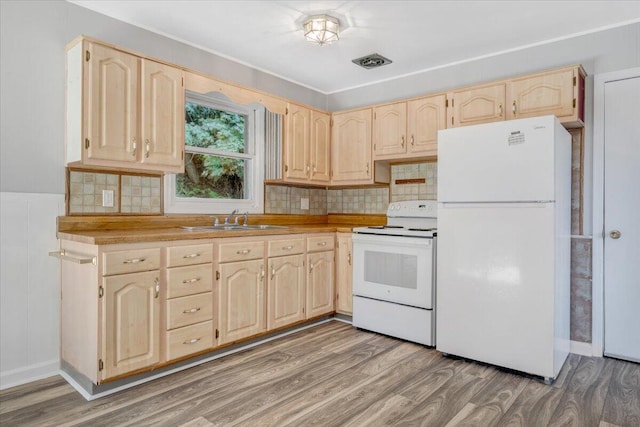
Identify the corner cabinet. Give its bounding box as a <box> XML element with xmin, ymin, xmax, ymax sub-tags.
<box><xmin>66</xmin><ymin>38</ymin><xmax>185</xmax><ymax>173</ymax></box>
<box><xmin>335</xmin><ymin>233</ymin><xmax>353</xmax><ymax>315</ymax></box>
<box><xmin>284</xmin><ymin>104</ymin><xmax>330</xmax><ymax>184</ymax></box>
<box><xmin>330</xmin><ymin>109</ymin><xmax>373</xmax><ymax>185</ymax></box>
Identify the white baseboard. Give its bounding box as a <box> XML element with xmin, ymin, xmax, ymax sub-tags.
<box><xmin>0</xmin><ymin>359</ymin><xmax>60</xmax><ymax>390</ymax></box>
<box><xmin>570</xmin><ymin>340</ymin><xmax>593</xmax><ymax>356</ymax></box>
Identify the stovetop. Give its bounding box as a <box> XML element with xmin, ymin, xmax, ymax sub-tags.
<box><xmin>353</xmin><ymin>200</ymin><xmax>437</xmax><ymax>238</ymax></box>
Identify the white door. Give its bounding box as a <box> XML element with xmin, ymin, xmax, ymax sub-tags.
<box><xmin>603</xmin><ymin>74</ymin><xmax>640</xmax><ymax>363</ymax></box>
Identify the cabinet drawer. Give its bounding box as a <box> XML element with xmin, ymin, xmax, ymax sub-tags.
<box><xmin>166</xmin><ymin>292</ymin><xmax>213</xmax><ymax>330</ymax></box>
<box><xmin>102</xmin><ymin>247</ymin><xmax>161</xmax><ymax>276</ymax></box>
<box><xmin>166</xmin><ymin>244</ymin><xmax>213</xmax><ymax>268</ymax></box>
<box><xmin>307</xmin><ymin>235</ymin><xmax>335</xmax><ymax>252</ymax></box>
<box><xmin>166</xmin><ymin>320</ymin><xmax>213</xmax><ymax>361</ymax></box>
<box><xmin>166</xmin><ymin>264</ymin><xmax>213</xmax><ymax>299</ymax></box>
<box><xmin>267</xmin><ymin>237</ymin><xmax>305</xmax><ymax>257</ymax></box>
<box><xmin>217</xmin><ymin>240</ymin><xmax>264</xmax><ymax>262</ymax></box>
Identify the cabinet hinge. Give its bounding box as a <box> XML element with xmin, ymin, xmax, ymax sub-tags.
<box><xmin>215</xmin><ymin>329</ymin><xmax>219</xmax><ymax>339</ymax></box>
<box><xmin>451</xmin><ymin>116</ymin><xmax>454</xmax><ymax>126</ymax></box>
<box><xmin>573</xmin><ymin>76</ymin><xmax>577</xmax><ymax>86</ymax></box>
<box><xmin>573</xmin><ymin>98</ymin><xmax>576</xmax><ymax>108</ymax></box>
<box><xmin>284</xmin><ymin>165</ymin><xmax>289</xmax><ymax>172</ymax></box>
<box><xmin>98</xmin><ymin>359</ymin><xmax>104</xmax><ymax>371</ymax></box>
<box><xmin>98</xmin><ymin>286</ymin><xmax>104</xmax><ymax>298</ymax></box>
<box><xmin>181</xmin><ymin>151</ymin><xmax>184</xmax><ymax>160</ymax></box>
<box><xmin>182</xmin><ymin>77</ymin><xmax>184</xmax><ymax>87</ymax></box>
<box><xmin>445</xmin><ymin>98</ymin><xmax>449</xmax><ymax>108</ymax></box>
<box><xmin>85</xmin><ymin>138</ymin><xmax>90</xmax><ymax>149</ymax></box>
<box><xmin>373</xmin><ymin>112</ymin><xmax>376</xmax><ymax>120</ymax></box>
<box><xmin>85</xmin><ymin>50</ymin><xmax>90</xmax><ymax>62</ymax></box>
<box><xmin>302</xmin><ymin>307</ymin><xmax>305</xmax><ymax>314</ymax></box>
<box><xmin>285</xmin><ymin>107</ymin><xmax>289</xmax><ymax>115</ymax></box>
<box><xmin>330</xmin><ymin>119</ymin><xmax>333</xmax><ymax>127</ymax></box>
<box><xmin>216</xmin><ymin>271</ymin><xmax>220</xmax><ymax>280</ymax></box>
<box><xmin>451</xmin><ymin>99</ymin><xmax>454</xmax><ymax>107</ymax></box>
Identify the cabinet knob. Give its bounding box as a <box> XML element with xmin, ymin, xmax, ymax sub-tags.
<box><xmin>145</xmin><ymin>139</ymin><xmax>150</xmax><ymax>158</ymax></box>
<box><xmin>132</xmin><ymin>137</ymin><xmax>137</xmax><ymax>157</ymax></box>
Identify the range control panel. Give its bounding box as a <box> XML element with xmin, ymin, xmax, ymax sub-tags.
<box><xmin>386</xmin><ymin>200</ymin><xmax>437</xmax><ymax>218</ymax></box>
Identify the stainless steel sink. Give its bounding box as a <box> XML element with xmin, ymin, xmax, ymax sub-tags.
<box><xmin>180</xmin><ymin>224</ymin><xmax>288</xmax><ymax>231</ymax></box>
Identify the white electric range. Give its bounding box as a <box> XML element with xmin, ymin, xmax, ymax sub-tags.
<box><xmin>351</xmin><ymin>200</ymin><xmax>437</xmax><ymax>346</ymax></box>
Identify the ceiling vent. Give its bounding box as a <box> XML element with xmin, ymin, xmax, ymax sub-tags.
<box><xmin>352</xmin><ymin>53</ymin><xmax>392</xmax><ymax>69</ymax></box>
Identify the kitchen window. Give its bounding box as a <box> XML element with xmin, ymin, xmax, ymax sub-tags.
<box><xmin>165</xmin><ymin>92</ymin><xmax>264</xmax><ymax>214</ymax></box>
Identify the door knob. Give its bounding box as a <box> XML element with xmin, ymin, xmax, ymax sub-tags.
<box><xmin>609</xmin><ymin>230</ymin><xmax>621</xmax><ymax>239</ymax></box>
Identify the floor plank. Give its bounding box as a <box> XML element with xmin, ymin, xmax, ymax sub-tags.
<box><xmin>0</xmin><ymin>322</ymin><xmax>637</xmax><ymax>427</ymax></box>
<box><xmin>601</xmin><ymin>360</ymin><xmax>640</xmax><ymax>427</ymax></box>
<box><xmin>548</xmin><ymin>356</ymin><xmax>616</xmax><ymax>426</ymax></box>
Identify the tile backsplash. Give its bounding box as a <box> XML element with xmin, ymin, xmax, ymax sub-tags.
<box><xmin>265</xmin><ymin>186</ymin><xmax>326</xmax><ymax>215</ymax></box>
<box><xmin>68</xmin><ymin>170</ymin><xmax>161</xmax><ymax>215</ymax></box>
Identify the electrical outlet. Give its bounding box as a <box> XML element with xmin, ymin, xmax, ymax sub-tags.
<box><xmin>300</xmin><ymin>197</ymin><xmax>309</xmax><ymax>210</ymax></box>
<box><xmin>102</xmin><ymin>190</ymin><xmax>114</xmax><ymax>207</ymax></box>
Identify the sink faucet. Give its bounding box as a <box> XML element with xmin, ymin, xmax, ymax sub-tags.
<box><xmin>242</xmin><ymin>212</ymin><xmax>249</xmax><ymax>226</ymax></box>
<box><xmin>224</xmin><ymin>209</ymin><xmax>238</xmax><ymax>225</ymax></box>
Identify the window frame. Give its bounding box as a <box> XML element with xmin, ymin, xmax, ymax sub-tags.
<box><xmin>164</xmin><ymin>92</ymin><xmax>264</xmax><ymax>214</ymax></box>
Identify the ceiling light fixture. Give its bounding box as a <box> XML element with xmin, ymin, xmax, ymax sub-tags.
<box><xmin>303</xmin><ymin>15</ymin><xmax>339</xmax><ymax>46</ymax></box>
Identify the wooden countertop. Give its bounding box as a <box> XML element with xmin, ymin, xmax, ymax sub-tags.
<box><xmin>57</xmin><ymin>224</ymin><xmax>362</xmax><ymax>245</ymax></box>
<box><xmin>56</xmin><ymin>214</ymin><xmax>386</xmax><ymax>245</ymax></box>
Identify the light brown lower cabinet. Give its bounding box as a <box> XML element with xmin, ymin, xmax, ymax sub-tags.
<box><xmin>336</xmin><ymin>233</ymin><xmax>353</xmax><ymax>315</ymax></box>
<box><xmin>217</xmin><ymin>259</ymin><xmax>266</xmax><ymax>345</ymax></box>
<box><xmin>102</xmin><ymin>270</ymin><xmax>160</xmax><ymax>379</ymax></box>
<box><xmin>58</xmin><ymin>233</ymin><xmax>339</xmax><ymax>388</ymax></box>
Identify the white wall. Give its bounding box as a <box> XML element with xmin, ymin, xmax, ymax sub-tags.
<box><xmin>0</xmin><ymin>192</ymin><xmax>65</xmax><ymax>389</ymax></box>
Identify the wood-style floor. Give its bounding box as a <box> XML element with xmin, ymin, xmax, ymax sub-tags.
<box><xmin>1</xmin><ymin>321</ymin><xmax>639</xmax><ymax>427</ymax></box>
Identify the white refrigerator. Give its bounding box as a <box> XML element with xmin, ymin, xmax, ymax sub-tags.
<box><xmin>436</xmin><ymin>115</ymin><xmax>571</xmax><ymax>381</ymax></box>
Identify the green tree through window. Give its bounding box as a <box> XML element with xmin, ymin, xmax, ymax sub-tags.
<box><xmin>177</xmin><ymin>102</ymin><xmax>248</xmax><ymax>199</ymax></box>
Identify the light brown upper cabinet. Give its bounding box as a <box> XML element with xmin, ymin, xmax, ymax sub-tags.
<box><xmin>447</xmin><ymin>83</ymin><xmax>506</xmax><ymax>128</ymax></box>
<box><xmin>283</xmin><ymin>104</ymin><xmax>330</xmax><ymax>184</ymax></box>
<box><xmin>66</xmin><ymin>39</ymin><xmax>185</xmax><ymax>173</ymax></box>
<box><xmin>373</xmin><ymin>102</ymin><xmax>407</xmax><ymax>158</ymax></box>
<box><xmin>507</xmin><ymin>65</ymin><xmax>585</xmax><ymax>127</ymax></box>
<box><xmin>330</xmin><ymin>108</ymin><xmax>373</xmax><ymax>185</ymax></box>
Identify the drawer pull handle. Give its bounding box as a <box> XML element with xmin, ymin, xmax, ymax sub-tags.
<box><xmin>237</xmin><ymin>249</ymin><xmax>251</xmax><ymax>255</ymax></box>
<box><xmin>123</xmin><ymin>257</ymin><xmax>145</xmax><ymax>264</ymax></box>
<box><xmin>183</xmin><ymin>338</ymin><xmax>201</xmax><ymax>345</ymax></box>
<box><xmin>183</xmin><ymin>307</ymin><xmax>201</xmax><ymax>314</ymax></box>
<box><xmin>183</xmin><ymin>253</ymin><xmax>201</xmax><ymax>259</ymax></box>
<box><xmin>317</xmin><ymin>242</ymin><xmax>327</xmax><ymax>246</ymax></box>
<box><xmin>182</xmin><ymin>277</ymin><xmax>201</xmax><ymax>284</ymax></box>
<box><xmin>282</xmin><ymin>245</ymin><xmax>294</xmax><ymax>250</ymax></box>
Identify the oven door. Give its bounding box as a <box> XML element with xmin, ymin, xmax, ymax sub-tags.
<box><xmin>352</xmin><ymin>233</ymin><xmax>434</xmax><ymax>309</ymax></box>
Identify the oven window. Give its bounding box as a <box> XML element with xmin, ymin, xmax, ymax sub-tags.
<box><xmin>363</xmin><ymin>250</ymin><xmax>417</xmax><ymax>289</ymax></box>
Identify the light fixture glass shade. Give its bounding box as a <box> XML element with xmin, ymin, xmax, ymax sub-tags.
<box><xmin>303</xmin><ymin>15</ymin><xmax>339</xmax><ymax>45</ymax></box>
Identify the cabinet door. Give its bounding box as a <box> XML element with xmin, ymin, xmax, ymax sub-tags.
<box><xmin>449</xmin><ymin>83</ymin><xmax>506</xmax><ymax>127</ymax></box>
<box><xmin>102</xmin><ymin>270</ymin><xmax>160</xmax><ymax>379</ymax></box>
<box><xmin>307</xmin><ymin>251</ymin><xmax>335</xmax><ymax>318</ymax></box>
<box><xmin>86</xmin><ymin>42</ymin><xmax>139</xmax><ymax>164</ymax></box>
<box><xmin>407</xmin><ymin>94</ymin><xmax>446</xmax><ymax>156</ymax></box>
<box><xmin>267</xmin><ymin>254</ymin><xmax>305</xmax><ymax>329</ymax></box>
<box><xmin>310</xmin><ymin>110</ymin><xmax>331</xmax><ymax>183</ymax></box>
<box><xmin>507</xmin><ymin>68</ymin><xmax>576</xmax><ymax>121</ymax></box>
<box><xmin>336</xmin><ymin>234</ymin><xmax>353</xmax><ymax>315</ymax></box>
<box><xmin>140</xmin><ymin>59</ymin><xmax>185</xmax><ymax>172</ymax></box>
<box><xmin>373</xmin><ymin>102</ymin><xmax>407</xmax><ymax>158</ymax></box>
<box><xmin>218</xmin><ymin>259</ymin><xmax>265</xmax><ymax>345</ymax></box>
<box><xmin>331</xmin><ymin>109</ymin><xmax>372</xmax><ymax>184</ymax></box>
<box><xmin>284</xmin><ymin>103</ymin><xmax>310</xmax><ymax>181</ymax></box>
